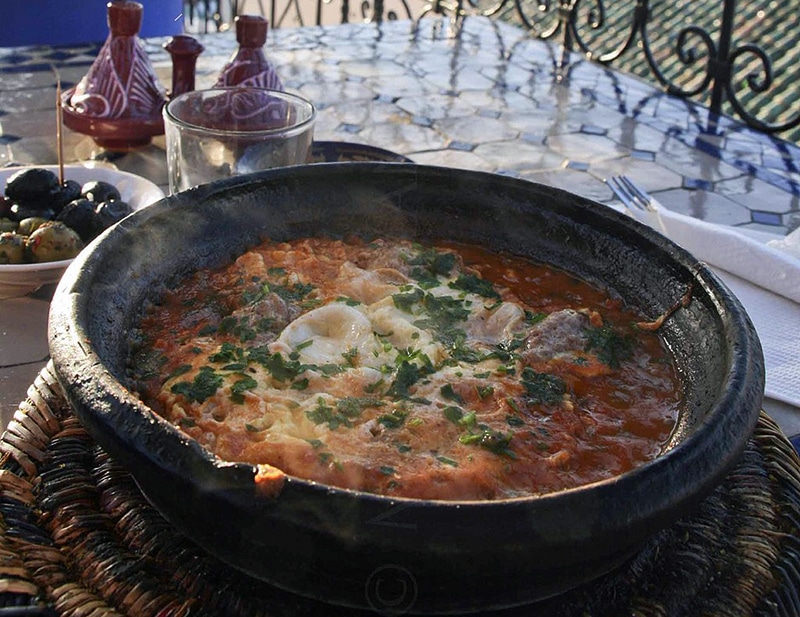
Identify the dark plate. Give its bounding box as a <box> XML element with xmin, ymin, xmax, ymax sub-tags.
<box><xmin>48</xmin><ymin>163</ymin><xmax>764</xmax><ymax>614</ymax></box>
<box><xmin>309</xmin><ymin>140</ymin><xmax>413</xmax><ymax>163</ymax></box>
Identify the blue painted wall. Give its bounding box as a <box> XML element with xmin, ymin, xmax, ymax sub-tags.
<box><xmin>3</xmin><ymin>0</ymin><xmax>185</xmax><ymax>47</ymax></box>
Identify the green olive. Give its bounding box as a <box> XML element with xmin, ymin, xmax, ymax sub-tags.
<box><xmin>25</xmin><ymin>221</ymin><xmax>84</xmax><ymax>263</ymax></box>
<box><xmin>0</xmin><ymin>232</ymin><xmax>26</xmax><ymax>264</ymax></box>
<box><xmin>17</xmin><ymin>216</ymin><xmax>51</xmax><ymax>236</ymax></box>
<box><xmin>0</xmin><ymin>218</ymin><xmax>18</xmax><ymax>233</ymax></box>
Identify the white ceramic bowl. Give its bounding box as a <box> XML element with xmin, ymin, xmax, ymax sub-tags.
<box><xmin>0</xmin><ymin>164</ymin><xmax>164</xmax><ymax>299</ymax></box>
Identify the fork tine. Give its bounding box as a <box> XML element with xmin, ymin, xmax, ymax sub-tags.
<box><xmin>618</xmin><ymin>176</ymin><xmax>653</xmax><ymax>211</ymax></box>
<box><xmin>606</xmin><ymin>176</ymin><xmax>641</xmax><ymax>211</ymax></box>
<box><xmin>606</xmin><ymin>176</ymin><xmax>652</xmax><ymax>212</ymax></box>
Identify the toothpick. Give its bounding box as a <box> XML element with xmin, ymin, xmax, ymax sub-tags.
<box><xmin>56</xmin><ymin>79</ymin><xmax>64</xmax><ymax>184</ymax></box>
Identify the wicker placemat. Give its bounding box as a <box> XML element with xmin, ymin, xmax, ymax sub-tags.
<box><xmin>1</xmin><ymin>362</ymin><xmax>799</xmax><ymax>617</ymax></box>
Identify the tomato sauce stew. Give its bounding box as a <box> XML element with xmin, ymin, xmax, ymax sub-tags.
<box><xmin>127</xmin><ymin>237</ymin><xmax>682</xmax><ymax>501</ymax></box>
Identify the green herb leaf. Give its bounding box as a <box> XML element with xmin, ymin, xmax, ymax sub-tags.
<box><xmin>377</xmin><ymin>408</ymin><xmax>409</xmax><ymax>429</ymax></box>
<box><xmin>392</xmin><ymin>287</ymin><xmax>425</xmax><ymax>312</ymax></box>
<box><xmin>459</xmin><ymin>428</ymin><xmax>515</xmax><ymax>457</ymax></box>
<box><xmin>248</xmin><ymin>348</ymin><xmax>306</xmax><ymax>382</ymax></box>
<box><xmin>170</xmin><ymin>366</ymin><xmax>223</xmax><ymax>403</ymax></box>
<box><xmin>168</xmin><ymin>364</ymin><xmax>193</xmax><ymax>380</ymax></box>
<box><xmin>584</xmin><ymin>325</ymin><xmax>634</xmax><ymax>368</ymax></box>
<box><xmin>337</xmin><ymin>396</ymin><xmax>383</xmax><ymax>418</ymax></box>
<box><xmin>230</xmin><ymin>374</ymin><xmax>258</xmax><ymax>403</ymax></box>
<box><xmin>443</xmin><ymin>406</ymin><xmax>464</xmax><ymax>424</ymax></box>
<box><xmin>521</xmin><ymin>368</ymin><xmax>566</xmax><ymax>405</ymax></box>
<box><xmin>408</xmin><ymin>248</ymin><xmax>457</xmax><ymax>278</ymax></box>
<box><xmin>476</xmin><ymin>385</ymin><xmax>494</xmax><ymax>399</ymax></box>
<box><xmin>449</xmin><ymin>273</ymin><xmax>500</xmax><ymax>299</ymax></box>
<box><xmin>388</xmin><ymin>361</ymin><xmax>432</xmax><ymax>399</ymax></box>
<box><xmin>440</xmin><ymin>383</ymin><xmax>464</xmax><ymax>404</ymax></box>
<box><xmin>436</xmin><ymin>455</ymin><xmax>459</xmax><ymax>467</ymax></box>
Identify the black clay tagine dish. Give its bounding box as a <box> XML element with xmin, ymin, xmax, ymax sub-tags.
<box><xmin>47</xmin><ymin>163</ymin><xmax>764</xmax><ymax>615</ymax></box>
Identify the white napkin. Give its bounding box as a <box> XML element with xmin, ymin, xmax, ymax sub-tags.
<box><xmin>640</xmin><ymin>204</ymin><xmax>800</xmax><ymax>303</ymax></box>
<box><xmin>767</xmin><ymin>228</ymin><xmax>800</xmax><ymax>260</ymax></box>
<box><xmin>615</xmin><ymin>197</ymin><xmax>800</xmax><ymax>408</ymax></box>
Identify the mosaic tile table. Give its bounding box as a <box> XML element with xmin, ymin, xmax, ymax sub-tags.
<box><xmin>1</xmin><ymin>15</ymin><xmax>800</xmax><ymax>617</ymax></box>
<box><xmin>1</xmin><ymin>15</ymin><xmax>799</xmax><ymax>428</ymax></box>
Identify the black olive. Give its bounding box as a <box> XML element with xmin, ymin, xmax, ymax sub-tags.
<box><xmin>81</xmin><ymin>180</ymin><xmax>121</xmax><ymax>204</ymax></box>
<box><xmin>5</xmin><ymin>168</ymin><xmax>61</xmax><ymax>206</ymax></box>
<box><xmin>56</xmin><ymin>198</ymin><xmax>103</xmax><ymax>242</ymax></box>
<box><xmin>10</xmin><ymin>203</ymin><xmax>54</xmax><ymax>223</ymax></box>
<box><xmin>53</xmin><ymin>179</ymin><xmax>82</xmax><ymax>214</ymax></box>
<box><xmin>95</xmin><ymin>199</ymin><xmax>132</xmax><ymax>229</ymax></box>
<box><xmin>0</xmin><ymin>196</ymin><xmax>11</xmax><ymax>218</ymax></box>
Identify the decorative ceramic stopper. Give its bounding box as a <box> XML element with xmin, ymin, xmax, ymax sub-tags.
<box><xmin>214</xmin><ymin>15</ymin><xmax>283</xmax><ymax>90</ymax></box>
<box><xmin>68</xmin><ymin>1</ymin><xmax>166</xmax><ymax>120</ymax></box>
<box><xmin>164</xmin><ymin>35</ymin><xmax>205</xmax><ymax>98</ymax></box>
<box><xmin>61</xmin><ymin>1</ymin><xmax>168</xmax><ymax>150</ymax></box>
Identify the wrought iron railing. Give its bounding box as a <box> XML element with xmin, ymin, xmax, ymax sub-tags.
<box><xmin>415</xmin><ymin>0</ymin><xmax>800</xmax><ymax>141</ymax></box>
<box><xmin>262</xmin><ymin>0</ymin><xmax>799</xmax><ymax>141</ymax></box>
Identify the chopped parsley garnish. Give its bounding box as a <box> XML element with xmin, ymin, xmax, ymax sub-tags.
<box><xmin>305</xmin><ymin>397</ymin><xmax>383</xmax><ymax>430</ymax></box>
<box><xmin>436</xmin><ymin>455</ymin><xmax>459</xmax><ymax>467</ymax></box>
<box><xmin>337</xmin><ymin>396</ymin><xmax>383</xmax><ymax>417</ymax></box>
<box><xmin>211</xmin><ymin>345</ymin><xmax>241</xmax><ymax>364</ymax></box>
<box><xmin>524</xmin><ymin>310</ymin><xmax>547</xmax><ymax>326</ymax></box>
<box><xmin>342</xmin><ymin>347</ymin><xmax>359</xmax><ymax>367</ymax></box>
<box><xmin>448</xmin><ymin>339</ymin><xmax>483</xmax><ymax>363</ymax></box>
<box><xmin>167</xmin><ymin>364</ymin><xmax>192</xmax><ymax>380</ymax></box>
<box><xmin>459</xmin><ymin>428</ymin><xmax>515</xmax><ymax>457</ymax></box>
<box><xmin>171</xmin><ymin>366</ymin><xmax>223</xmax><ymax>403</ymax></box>
<box><xmin>291</xmin><ymin>378</ymin><xmax>310</xmax><ymax>391</ymax></box>
<box><xmin>440</xmin><ymin>384</ymin><xmax>464</xmax><ymax>404</ymax></box>
<box><xmin>306</xmin><ymin>398</ymin><xmax>346</xmax><ymax>430</ymax></box>
<box><xmin>521</xmin><ymin>367</ymin><xmax>566</xmax><ymax>405</ymax></box>
<box><xmin>443</xmin><ymin>406</ymin><xmax>464</xmax><ymax>424</ymax></box>
<box><xmin>377</xmin><ymin>408</ymin><xmax>409</xmax><ymax>429</ymax></box>
<box><xmin>584</xmin><ymin>325</ymin><xmax>635</xmax><ymax>368</ymax></box>
<box><xmin>364</xmin><ymin>379</ymin><xmax>386</xmax><ymax>394</ymax></box>
<box><xmin>449</xmin><ymin>273</ymin><xmax>500</xmax><ymax>299</ymax></box>
<box><xmin>230</xmin><ymin>374</ymin><xmax>258</xmax><ymax>403</ymax></box>
<box><xmin>485</xmin><ymin>338</ymin><xmax>524</xmax><ymax>362</ymax></box>
<box><xmin>407</xmin><ymin>247</ymin><xmax>457</xmax><ymax>279</ymax></box>
<box><xmin>476</xmin><ymin>385</ymin><xmax>494</xmax><ymax>399</ymax></box>
<box><xmin>388</xmin><ymin>361</ymin><xmax>429</xmax><ymax>399</ymax></box>
<box><xmin>506</xmin><ymin>415</ymin><xmax>525</xmax><ymax>427</ymax></box>
<box><xmin>248</xmin><ymin>348</ymin><xmax>305</xmax><ymax>382</ymax></box>
<box><xmin>392</xmin><ymin>287</ymin><xmax>425</xmax><ymax>312</ymax></box>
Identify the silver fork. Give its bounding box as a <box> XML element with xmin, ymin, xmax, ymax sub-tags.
<box><xmin>605</xmin><ymin>175</ymin><xmax>657</xmax><ymax>213</ymax></box>
<box><xmin>606</xmin><ymin>175</ymin><xmax>670</xmax><ymax>236</ymax></box>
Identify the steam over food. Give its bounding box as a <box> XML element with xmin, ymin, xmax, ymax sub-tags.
<box><xmin>128</xmin><ymin>237</ymin><xmax>681</xmax><ymax>500</ymax></box>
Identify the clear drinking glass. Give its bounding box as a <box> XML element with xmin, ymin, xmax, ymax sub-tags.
<box><xmin>163</xmin><ymin>87</ymin><xmax>316</xmax><ymax>193</ymax></box>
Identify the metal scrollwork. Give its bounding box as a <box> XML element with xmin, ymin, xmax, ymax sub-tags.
<box><xmin>269</xmin><ymin>0</ymin><xmax>799</xmax><ymax>138</ymax></box>
<box><xmin>648</xmin><ymin>24</ymin><xmax>716</xmax><ymax>98</ymax></box>
<box><xmin>480</xmin><ymin>0</ymin><xmax>798</xmax><ymax>139</ymax></box>
<box><xmin>726</xmin><ymin>44</ymin><xmax>799</xmax><ymax>134</ymax></box>
<box><xmin>359</xmin><ymin>0</ymin><xmax>414</xmax><ymax>22</ymax></box>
